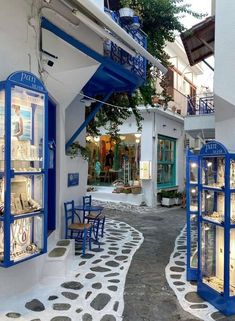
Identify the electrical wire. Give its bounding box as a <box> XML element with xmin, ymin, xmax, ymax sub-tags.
<box><xmin>79</xmin><ymin>93</ymin><xmax>135</xmax><ymax>110</ymax></box>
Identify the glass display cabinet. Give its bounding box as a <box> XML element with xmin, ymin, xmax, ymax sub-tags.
<box><xmin>198</xmin><ymin>141</ymin><xmax>235</xmax><ymax>315</ymax></box>
<box><xmin>0</xmin><ymin>71</ymin><xmax>48</xmax><ymax>267</ymax></box>
<box><xmin>186</xmin><ymin>149</ymin><xmax>199</xmax><ymax>281</ymax></box>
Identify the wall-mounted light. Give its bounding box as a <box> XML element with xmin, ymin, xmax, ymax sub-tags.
<box><xmin>94</xmin><ymin>137</ymin><xmax>100</xmax><ymax>142</ymax></box>
<box><xmin>135</xmin><ymin>133</ymin><xmax>141</xmax><ymax>138</ymax></box>
<box><xmin>207</xmin><ymin>161</ymin><xmax>213</xmax><ymax>167</ymax></box>
<box><xmin>191</xmin><ymin>163</ymin><xmax>197</xmax><ymax>168</ymax></box>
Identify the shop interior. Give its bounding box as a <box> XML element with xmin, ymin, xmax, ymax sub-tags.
<box><xmin>86</xmin><ymin>133</ymin><xmax>141</xmax><ymax>187</ymax></box>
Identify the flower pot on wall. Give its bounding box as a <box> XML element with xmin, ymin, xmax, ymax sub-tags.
<box><xmin>119</xmin><ymin>7</ymin><xmax>134</xmax><ymax>20</ymax></box>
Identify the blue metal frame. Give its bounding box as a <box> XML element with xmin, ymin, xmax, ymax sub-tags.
<box><xmin>66</xmin><ymin>91</ymin><xmax>113</xmax><ymax>150</ymax></box>
<box><xmin>0</xmin><ymin>71</ymin><xmax>48</xmax><ymax>267</ymax></box>
<box><xmin>196</xmin><ymin>141</ymin><xmax>235</xmax><ymax>315</ymax></box>
<box><xmin>186</xmin><ymin>149</ymin><xmax>199</xmax><ymax>281</ymax></box>
<box><xmin>41</xmin><ymin>17</ymin><xmax>144</xmax><ymax>93</ymax></box>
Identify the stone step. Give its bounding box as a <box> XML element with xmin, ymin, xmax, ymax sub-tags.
<box><xmin>42</xmin><ymin>239</ymin><xmax>75</xmax><ymax>278</ymax></box>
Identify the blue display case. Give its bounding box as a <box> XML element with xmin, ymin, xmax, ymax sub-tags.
<box><xmin>186</xmin><ymin>149</ymin><xmax>199</xmax><ymax>281</ymax></box>
<box><xmin>197</xmin><ymin>141</ymin><xmax>235</xmax><ymax>315</ymax></box>
<box><xmin>0</xmin><ymin>71</ymin><xmax>48</xmax><ymax>267</ymax></box>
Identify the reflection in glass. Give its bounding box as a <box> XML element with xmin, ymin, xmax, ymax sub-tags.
<box><xmin>11</xmin><ymin>175</ymin><xmax>43</xmax><ymax>215</ymax></box>
<box><xmin>190</xmin><ymin>215</ymin><xmax>198</xmax><ymax>268</ymax></box>
<box><xmin>0</xmin><ymin>221</ymin><xmax>3</xmax><ymax>261</ymax></box>
<box><xmin>230</xmin><ymin>230</ymin><xmax>235</xmax><ymax>296</ymax></box>
<box><xmin>202</xmin><ymin>223</ymin><xmax>225</xmax><ymax>293</ymax></box>
<box><xmin>10</xmin><ymin>215</ymin><xmax>43</xmax><ymax>262</ymax></box>
<box><xmin>231</xmin><ymin>160</ymin><xmax>235</xmax><ymax>189</ymax></box>
<box><xmin>190</xmin><ymin>187</ymin><xmax>198</xmax><ymax>212</ymax></box>
<box><xmin>190</xmin><ymin>161</ymin><xmax>198</xmax><ymax>183</ymax></box>
<box><xmin>11</xmin><ymin>86</ymin><xmax>44</xmax><ymax>172</ymax></box>
<box><xmin>202</xmin><ymin>157</ymin><xmax>225</xmax><ymax>188</ymax></box>
<box><xmin>0</xmin><ymin>91</ymin><xmax>4</xmax><ymax>171</ymax></box>
<box><xmin>201</xmin><ymin>190</ymin><xmax>224</xmax><ymax>223</ymax></box>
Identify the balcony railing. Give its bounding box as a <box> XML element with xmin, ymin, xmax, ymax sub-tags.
<box><xmin>104</xmin><ymin>8</ymin><xmax>147</xmax><ymax>79</ymax></box>
<box><xmin>187</xmin><ymin>95</ymin><xmax>214</xmax><ymax>115</ymax></box>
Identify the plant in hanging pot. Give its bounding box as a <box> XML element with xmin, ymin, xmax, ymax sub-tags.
<box><xmin>119</xmin><ymin>0</ymin><xmax>134</xmax><ymax>20</ymax></box>
<box><xmin>160</xmin><ymin>190</ymin><xmax>176</xmax><ymax>207</ymax></box>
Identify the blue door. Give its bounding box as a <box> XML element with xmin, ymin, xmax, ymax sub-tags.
<box><xmin>48</xmin><ymin>99</ymin><xmax>56</xmax><ymax>231</ymax></box>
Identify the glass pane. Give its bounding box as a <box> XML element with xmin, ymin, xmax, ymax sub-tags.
<box><xmin>0</xmin><ymin>176</ymin><xmax>4</xmax><ymax>216</ymax></box>
<box><xmin>11</xmin><ymin>85</ymin><xmax>44</xmax><ymax>172</ymax></box>
<box><xmin>0</xmin><ymin>221</ymin><xmax>3</xmax><ymax>262</ymax></box>
<box><xmin>231</xmin><ymin>194</ymin><xmax>235</xmax><ymax>224</ymax></box>
<box><xmin>190</xmin><ymin>161</ymin><xmax>198</xmax><ymax>183</ymax></box>
<box><xmin>157</xmin><ymin>164</ymin><xmax>173</xmax><ymax>185</ymax></box>
<box><xmin>202</xmin><ymin>157</ymin><xmax>225</xmax><ymax>188</ymax></box>
<box><xmin>190</xmin><ymin>214</ymin><xmax>198</xmax><ymax>268</ymax></box>
<box><xmin>202</xmin><ymin>223</ymin><xmax>224</xmax><ymax>293</ymax></box>
<box><xmin>190</xmin><ymin>187</ymin><xmax>198</xmax><ymax>212</ymax></box>
<box><xmin>158</xmin><ymin>139</ymin><xmax>164</xmax><ymax>161</ymax></box>
<box><xmin>201</xmin><ymin>190</ymin><xmax>224</xmax><ymax>223</ymax></box>
<box><xmin>0</xmin><ymin>91</ymin><xmax>5</xmax><ymax>171</ymax></box>
<box><xmin>230</xmin><ymin>229</ymin><xmax>235</xmax><ymax>296</ymax></box>
<box><xmin>11</xmin><ymin>175</ymin><xmax>43</xmax><ymax>215</ymax></box>
<box><xmin>10</xmin><ymin>215</ymin><xmax>44</xmax><ymax>262</ymax></box>
<box><xmin>231</xmin><ymin>159</ymin><xmax>235</xmax><ymax>189</ymax></box>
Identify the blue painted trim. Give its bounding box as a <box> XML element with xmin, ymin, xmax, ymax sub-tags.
<box><xmin>0</xmin><ymin>71</ymin><xmax>49</xmax><ymax>267</ymax></box>
<box><xmin>65</xmin><ymin>91</ymin><xmax>113</xmax><ymax>150</ymax></box>
<box><xmin>186</xmin><ymin>149</ymin><xmax>199</xmax><ymax>281</ymax></box>
<box><xmin>4</xmin><ymin>81</ymin><xmax>12</xmax><ymax>266</ymax></box>
<box><xmin>41</xmin><ymin>18</ymin><xmax>144</xmax><ymax>89</ymax></box>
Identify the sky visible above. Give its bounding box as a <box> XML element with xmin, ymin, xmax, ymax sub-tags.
<box><xmin>181</xmin><ymin>0</ymin><xmax>211</xmax><ymax>29</ymax></box>
<box><xmin>181</xmin><ymin>0</ymin><xmax>214</xmax><ymax>91</ymax></box>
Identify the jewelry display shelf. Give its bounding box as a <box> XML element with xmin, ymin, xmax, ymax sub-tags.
<box><xmin>0</xmin><ymin>71</ymin><xmax>48</xmax><ymax>268</ymax></box>
<box><xmin>186</xmin><ymin>149</ymin><xmax>199</xmax><ymax>281</ymax></box>
<box><xmin>196</xmin><ymin>141</ymin><xmax>235</xmax><ymax>315</ymax></box>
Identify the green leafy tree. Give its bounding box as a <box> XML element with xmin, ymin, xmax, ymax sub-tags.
<box><xmin>87</xmin><ymin>0</ymin><xmax>206</xmax><ymax>137</ymax></box>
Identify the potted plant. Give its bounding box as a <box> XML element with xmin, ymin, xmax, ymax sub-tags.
<box><xmin>175</xmin><ymin>192</ymin><xmax>183</xmax><ymax>205</ymax></box>
<box><xmin>119</xmin><ymin>0</ymin><xmax>134</xmax><ymax>20</ymax></box>
<box><xmin>160</xmin><ymin>190</ymin><xmax>176</xmax><ymax>207</ymax></box>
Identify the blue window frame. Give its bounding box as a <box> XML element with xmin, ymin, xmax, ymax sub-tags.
<box><xmin>157</xmin><ymin>135</ymin><xmax>176</xmax><ymax>189</ymax></box>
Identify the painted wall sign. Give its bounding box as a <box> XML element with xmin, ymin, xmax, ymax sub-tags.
<box><xmin>140</xmin><ymin>161</ymin><xmax>152</xmax><ymax>180</ymax></box>
<box><xmin>200</xmin><ymin>141</ymin><xmax>228</xmax><ymax>156</ymax></box>
<box><xmin>68</xmin><ymin>173</ymin><xmax>79</xmax><ymax>187</ymax></box>
<box><xmin>7</xmin><ymin>71</ymin><xmax>46</xmax><ymax>92</ymax></box>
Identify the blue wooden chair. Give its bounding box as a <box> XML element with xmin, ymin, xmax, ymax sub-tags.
<box><xmin>64</xmin><ymin>200</ymin><xmax>92</xmax><ymax>256</ymax></box>
<box><xmin>82</xmin><ymin>196</ymin><xmax>105</xmax><ymax>241</ymax></box>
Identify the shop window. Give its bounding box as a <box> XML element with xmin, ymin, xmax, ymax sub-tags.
<box><xmin>157</xmin><ymin>135</ymin><xmax>176</xmax><ymax>188</ymax></box>
<box><xmin>86</xmin><ymin>134</ymin><xmax>141</xmax><ymax>186</ymax></box>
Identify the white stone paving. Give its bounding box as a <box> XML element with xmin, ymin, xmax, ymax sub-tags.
<box><xmin>165</xmin><ymin>225</ymin><xmax>221</xmax><ymax>321</ymax></box>
<box><xmin>0</xmin><ymin>219</ymin><xmax>144</xmax><ymax>321</ymax></box>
